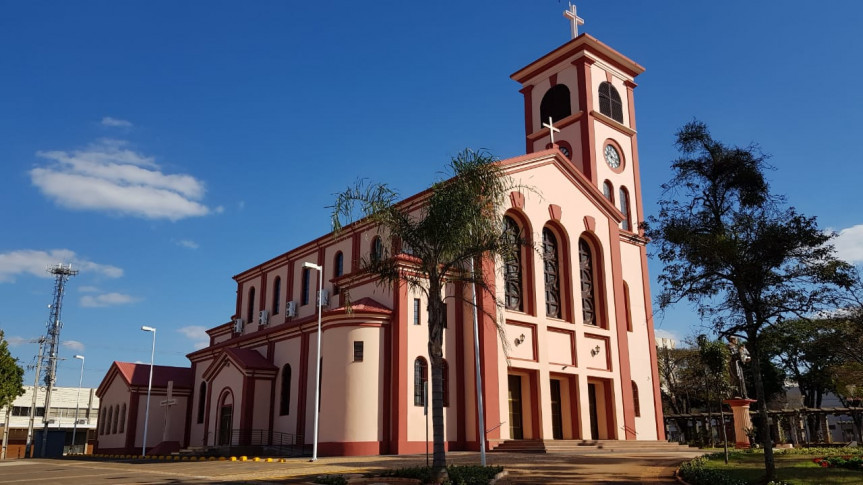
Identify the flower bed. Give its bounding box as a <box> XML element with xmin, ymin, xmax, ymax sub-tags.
<box><xmin>812</xmin><ymin>454</ymin><xmax>863</xmax><ymax>471</ymax></box>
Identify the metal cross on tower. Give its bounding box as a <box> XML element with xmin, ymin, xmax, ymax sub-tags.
<box><xmin>564</xmin><ymin>3</ymin><xmax>585</xmax><ymax>39</ymax></box>
<box><xmin>543</xmin><ymin>117</ymin><xmax>561</xmax><ymax>144</ymax></box>
<box><xmin>40</xmin><ymin>263</ymin><xmax>77</xmax><ymax>457</ymax></box>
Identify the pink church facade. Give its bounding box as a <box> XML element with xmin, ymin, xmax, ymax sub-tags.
<box><xmin>96</xmin><ymin>32</ymin><xmax>664</xmax><ymax>457</ymax></box>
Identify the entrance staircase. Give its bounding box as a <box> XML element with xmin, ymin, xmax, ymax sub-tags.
<box><xmin>492</xmin><ymin>439</ymin><xmax>698</xmax><ymax>453</ymax></box>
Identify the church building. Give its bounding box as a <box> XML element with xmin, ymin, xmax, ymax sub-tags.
<box><xmin>95</xmin><ymin>12</ymin><xmax>665</xmax><ymax>456</ymax></box>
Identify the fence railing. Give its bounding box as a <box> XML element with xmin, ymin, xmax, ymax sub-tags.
<box><xmin>214</xmin><ymin>429</ymin><xmax>307</xmax><ymax>457</ymax></box>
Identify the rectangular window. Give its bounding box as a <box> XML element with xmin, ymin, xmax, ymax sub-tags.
<box><xmin>301</xmin><ymin>268</ymin><xmax>310</xmax><ymax>306</ymax></box>
<box><xmin>413</xmin><ymin>299</ymin><xmax>421</xmax><ymax>325</ymax></box>
<box><xmin>353</xmin><ymin>341</ymin><xmax>364</xmax><ymax>362</ymax></box>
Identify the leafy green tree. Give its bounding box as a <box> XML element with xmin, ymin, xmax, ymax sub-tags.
<box><xmin>644</xmin><ymin>121</ymin><xmax>853</xmax><ymax>481</ymax></box>
<box><xmin>331</xmin><ymin>149</ymin><xmax>521</xmax><ymax>475</ymax></box>
<box><xmin>0</xmin><ymin>330</ymin><xmax>25</xmax><ymax>410</ymax></box>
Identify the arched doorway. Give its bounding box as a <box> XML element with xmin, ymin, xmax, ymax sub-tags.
<box><xmin>217</xmin><ymin>389</ymin><xmax>234</xmax><ymax>446</ymax></box>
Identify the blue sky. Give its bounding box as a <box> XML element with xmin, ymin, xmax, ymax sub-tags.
<box><xmin>2</xmin><ymin>1</ymin><xmax>862</xmax><ymax>389</ymax></box>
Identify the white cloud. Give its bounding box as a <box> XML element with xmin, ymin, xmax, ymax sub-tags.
<box><xmin>0</xmin><ymin>249</ymin><xmax>122</xmax><ymax>283</ymax></box>
<box><xmin>80</xmin><ymin>292</ymin><xmax>139</xmax><ymax>308</ymax></box>
<box><xmin>5</xmin><ymin>336</ymin><xmax>30</xmax><ymax>347</ymax></box>
<box><xmin>834</xmin><ymin>224</ymin><xmax>863</xmax><ymax>264</ymax></box>
<box><xmin>62</xmin><ymin>340</ymin><xmax>85</xmax><ymax>351</ymax></box>
<box><xmin>101</xmin><ymin>117</ymin><xmax>133</xmax><ymax>128</ymax></box>
<box><xmin>177</xmin><ymin>325</ymin><xmax>209</xmax><ymax>350</ymax></box>
<box><xmin>78</xmin><ymin>286</ymin><xmax>100</xmax><ymax>293</ymax></box>
<box><xmin>176</xmin><ymin>239</ymin><xmax>199</xmax><ymax>250</ymax></box>
<box><xmin>30</xmin><ymin>139</ymin><xmax>212</xmax><ymax>221</ymax></box>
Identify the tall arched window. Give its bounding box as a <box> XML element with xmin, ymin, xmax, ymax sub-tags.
<box><xmin>99</xmin><ymin>408</ymin><xmax>106</xmax><ymax>435</ymax></box>
<box><xmin>112</xmin><ymin>404</ymin><xmax>119</xmax><ymax>434</ymax></box>
<box><xmin>333</xmin><ymin>252</ymin><xmax>343</xmax><ymax>295</ymax></box>
<box><xmin>602</xmin><ymin>180</ymin><xmax>614</xmax><ymax>202</ymax></box>
<box><xmin>271</xmin><ymin>277</ymin><xmax>281</xmax><ymax>315</ymax></box>
<box><xmin>247</xmin><ymin>287</ymin><xmax>256</xmax><ymax>323</ymax></box>
<box><xmin>197</xmin><ymin>382</ymin><xmax>207</xmax><ymax>424</ymax></box>
<box><xmin>414</xmin><ymin>357</ymin><xmax>428</xmax><ymax>406</ymax></box>
<box><xmin>371</xmin><ymin>236</ymin><xmax>383</xmax><ymax>262</ymax></box>
<box><xmin>619</xmin><ymin>187</ymin><xmax>631</xmax><ymax>231</ymax></box>
<box><xmin>623</xmin><ymin>281</ymin><xmax>633</xmax><ymax>332</ymax></box>
<box><xmin>280</xmin><ymin>364</ymin><xmax>292</xmax><ymax>415</ymax></box>
<box><xmin>119</xmin><ymin>403</ymin><xmax>126</xmax><ymax>433</ymax></box>
<box><xmin>301</xmin><ymin>268</ymin><xmax>310</xmax><ymax>306</ymax></box>
<box><xmin>598</xmin><ymin>82</ymin><xmax>623</xmax><ymax>123</ymax></box>
<box><xmin>503</xmin><ymin>216</ymin><xmax>523</xmax><ymax>311</ymax></box>
<box><xmin>441</xmin><ymin>359</ymin><xmax>450</xmax><ymax>407</ymax></box>
<box><xmin>632</xmin><ymin>381</ymin><xmax>641</xmax><ymax>417</ymax></box>
<box><xmin>539</xmin><ymin>84</ymin><xmax>572</xmax><ymax>127</ymax></box>
<box><xmin>543</xmin><ymin>228</ymin><xmax>561</xmax><ymax>319</ymax></box>
<box><xmin>579</xmin><ymin>239</ymin><xmax>598</xmax><ymax>326</ymax></box>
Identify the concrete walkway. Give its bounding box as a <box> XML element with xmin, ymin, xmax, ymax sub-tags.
<box><xmin>0</xmin><ymin>449</ymin><xmax>705</xmax><ymax>484</ymax></box>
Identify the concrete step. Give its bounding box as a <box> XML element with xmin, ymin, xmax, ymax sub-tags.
<box><xmin>493</xmin><ymin>439</ymin><xmax>699</xmax><ymax>454</ymax></box>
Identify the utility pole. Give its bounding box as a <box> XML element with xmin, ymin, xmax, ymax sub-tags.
<box><xmin>25</xmin><ymin>338</ymin><xmax>45</xmax><ymax>458</ymax></box>
<box><xmin>40</xmin><ymin>263</ymin><xmax>77</xmax><ymax>457</ymax></box>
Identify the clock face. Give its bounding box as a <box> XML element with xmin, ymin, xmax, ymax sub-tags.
<box><xmin>560</xmin><ymin>145</ymin><xmax>571</xmax><ymax>158</ymax></box>
<box><xmin>604</xmin><ymin>144</ymin><xmax>621</xmax><ymax>169</ymax></box>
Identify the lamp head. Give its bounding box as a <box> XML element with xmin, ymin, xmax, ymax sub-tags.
<box><xmin>74</xmin><ymin>355</ymin><xmax>84</xmax><ymax>360</ymax></box>
<box><xmin>141</xmin><ymin>325</ymin><xmax>156</xmax><ymax>332</ymax></box>
<box><xmin>302</xmin><ymin>262</ymin><xmax>322</xmax><ymax>271</ymax></box>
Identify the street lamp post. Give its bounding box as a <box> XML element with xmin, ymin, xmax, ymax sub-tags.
<box><xmin>141</xmin><ymin>326</ymin><xmax>156</xmax><ymax>457</ymax></box>
<box><xmin>71</xmin><ymin>355</ymin><xmax>85</xmax><ymax>454</ymax></box>
<box><xmin>303</xmin><ymin>261</ymin><xmax>323</xmax><ymax>462</ymax></box>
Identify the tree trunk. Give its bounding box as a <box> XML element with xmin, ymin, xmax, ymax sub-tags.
<box><xmin>747</xmin><ymin>336</ymin><xmax>776</xmax><ymax>481</ymax></box>
<box><xmin>427</xmin><ymin>282</ymin><xmax>448</xmax><ymax>478</ymax></box>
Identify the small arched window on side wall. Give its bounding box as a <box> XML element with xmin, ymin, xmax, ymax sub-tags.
<box><xmin>502</xmin><ymin>216</ymin><xmax>524</xmax><ymax>312</ymax></box>
<box><xmin>414</xmin><ymin>357</ymin><xmax>428</xmax><ymax>407</ymax></box>
<box><xmin>119</xmin><ymin>403</ymin><xmax>126</xmax><ymax>433</ymax></box>
<box><xmin>619</xmin><ymin>187</ymin><xmax>632</xmax><ymax>232</ymax></box>
<box><xmin>632</xmin><ymin>381</ymin><xmax>641</xmax><ymax>417</ymax></box>
<box><xmin>272</xmin><ymin>276</ymin><xmax>281</xmax><ymax>315</ymax></box>
<box><xmin>539</xmin><ymin>84</ymin><xmax>572</xmax><ymax>128</ymax></box>
<box><xmin>247</xmin><ymin>286</ymin><xmax>256</xmax><ymax>324</ymax></box>
<box><xmin>197</xmin><ymin>382</ymin><xmax>207</xmax><ymax>424</ymax></box>
<box><xmin>542</xmin><ymin>228</ymin><xmax>562</xmax><ymax>319</ymax></box>
<box><xmin>301</xmin><ymin>268</ymin><xmax>310</xmax><ymax>306</ymax></box>
<box><xmin>371</xmin><ymin>236</ymin><xmax>383</xmax><ymax>263</ymax></box>
<box><xmin>333</xmin><ymin>252</ymin><xmax>343</xmax><ymax>295</ymax></box>
<box><xmin>579</xmin><ymin>238</ymin><xmax>599</xmax><ymax>326</ymax></box>
<box><xmin>280</xmin><ymin>364</ymin><xmax>292</xmax><ymax>415</ymax></box>
<box><xmin>602</xmin><ymin>180</ymin><xmax>614</xmax><ymax>203</ymax></box>
<box><xmin>598</xmin><ymin>82</ymin><xmax>623</xmax><ymax>123</ymax></box>
<box><xmin>112</xmin><ymin>404</ymin><xmax>119</xmax><ymax>434</ymax></box>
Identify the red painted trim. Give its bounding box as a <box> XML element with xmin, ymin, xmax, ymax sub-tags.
<box><xmin>583</xmin><ymin>216</ymin><xmax>595</xmax><ymax>232</ymax></box>
<box><xmin>454</xmin><ymin>282</ymin><xmax>466</xmax><ymax>448</ymax></box>
<box><xmin>202</xmin><ymin>379</ymin><xmax>212</xmax><ymax>447</ymax></box>
<box><xmin>296</xmin><ymin>332</ymin><xmax>310</xmax><ymax>440</ymax></box>
<box><xmin>351</xmin><ymin>233</ymin><xmax>361</xmax><ymax>272</ymax></box>
<box><xmin>640</xmin><ymin>247</ymin><xmax>665</xmax><ymax>440</ymax></box>
<box><xmin>478</xmin><ymin>257</ymin><xmax>501</xmax><ymax>447</ymax></box>
<box><xmin>626</xmin><ymin>84</ymin><xmax>645</xmax><ymax>236</ymax></box>
<box><xmin>267</xmin><ymin>344</ymin><xmax>277</xmax><ymax>435</ymax></box>
<box><xmin>183</xmin><ymin>362</ymin><xmax>196</xmax><ymax>447</ymax></box>
<box><xmin>604</xmin><ymin>378</ymin><xmax>616</xmax><ymax>439</ymax></box>
<box><xmin>574</xmin><ymin>57</ymin><xmax>596</xmax><ymax>183</ymax></box>
<box><xmin>529</xmin><ymin>369</ymin><xmax>541</xmax><ymax>439</ymax></box>
<box><xmin>549</xmin><ymin>73</ymin><xmax>557</xmax><ymax>87</ymax></box>
<box><xmin>381</xmin><ymin>308</ymin><xmax>392</xmax><ymax>454</ymax></box>
<box><xmin>317</xmin><ymin>440</ymin><xmax>386</xmax><ymax>456</ymax></box>
<box><xmin>241</xmin><ymin>375</ymin><xmax>255</xmax><ymax>439</ymax></box>
<box><xmin>124</xmin><ymin>391</ymin><xmax>139</xmax><ymax>450</ymax></box>
<box><xmin>548</xmin><ymin>204</ymin><xmax>562</xmax><ymax>221</ymax></box>
<box><xmin>608</xmin><ymin>223</ymin><xmax>635</xmax><ymax>439</ymax></box>
<box><xmin>520</xmin><ymin>85</ymin><xmax>534</xmax><ymax>153</ymax></box>
<box><xmin>569</xmin><ymin>374</ymin><xmax>581</xmax><ymax>438</ymax></box>
<box><xmin>392</xmin><ymin>279</ymin><xmax>409</xmax><ymax>452</ymax></box>
<box><xmin>259</xmin><ymin>273</ymin><xmax>267</xmax><ymax>324</ymax></box>
<box><xmin>509</xmin><ymin>191</ymin><xmax>525</xmax><ymax>209</ymax></box>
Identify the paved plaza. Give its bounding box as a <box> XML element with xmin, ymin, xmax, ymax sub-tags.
<box><xmin>0</xmin><ymin>449</ymin><xmax>705</xmax><ymax>484</ymax></box>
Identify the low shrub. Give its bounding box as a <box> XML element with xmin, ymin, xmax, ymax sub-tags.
<box><xmin>380</xmin><ymin>464</ymin><xmax>503</xmax><ymax>485</ymax></box>
<box><xmin>812</xmin><ymin>454</ymin><xmax>863</xmax><ymax>471</ymax></box>
<box><xmin>312</xmin><ymin>474</ymin><xmax>348</xmax><ymax>485</ymax></box>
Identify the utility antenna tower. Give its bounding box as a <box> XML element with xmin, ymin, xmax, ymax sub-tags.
<box><xmin>39</xmin><ymin>263</ymin><xmax>78</xmax><ymax>457</ymax></box>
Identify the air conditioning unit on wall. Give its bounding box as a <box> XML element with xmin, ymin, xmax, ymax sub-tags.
<box><xmin>233</xmin><ymin>318</ymin><xmax>244</xmax><ymax>334</ymax></box>
<box><xmin>285</xmin><ymin>301</ymin><xmax>297</xmax><ymax>318</ymax></box>
<box><xmin>258</xmin><ymin>310</ymin><xmax>269</xmax><ymax>326</ymax></box>
<box><xmin>318</xmin><ymin>289</ymin><xmax>329</xmax><ymax>307</ymax></box>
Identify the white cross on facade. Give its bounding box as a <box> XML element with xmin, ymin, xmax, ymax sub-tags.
<box><xmin>564</xmin><ymin>3</ymin><xmax>585</xmax><ymax>39</ymax></box>
<box><xmin>160</xmin><ymin>380</ymin><xmax>177</xmax><ymax>442</ymax></box>
<box><xmin>543</xmin><ymin>117</ymin><xmax>561</xmax><ymax>144</ymax></box>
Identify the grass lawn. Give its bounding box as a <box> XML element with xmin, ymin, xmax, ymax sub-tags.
<box><xmin>697</xmin><ymin>452</ymin><xmax>862</xmax><ymax>484</ymax></box>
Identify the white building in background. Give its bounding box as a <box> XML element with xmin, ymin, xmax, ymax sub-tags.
<box><xmin>1</xmin><ymin>385</ymin><xmax>99</xmax><ymax>458</ymax></box>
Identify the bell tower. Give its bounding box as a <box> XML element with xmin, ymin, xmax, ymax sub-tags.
<box><xmin>510</xmin><ymin>10</ymin><xmax>645</xmax><ymax>233</ymax></box>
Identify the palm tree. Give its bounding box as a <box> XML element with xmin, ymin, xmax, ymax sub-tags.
<box><xmin>331</xmin><ymin>149</ymin><xmax>522</xmax><ymax>475</ymax></box>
